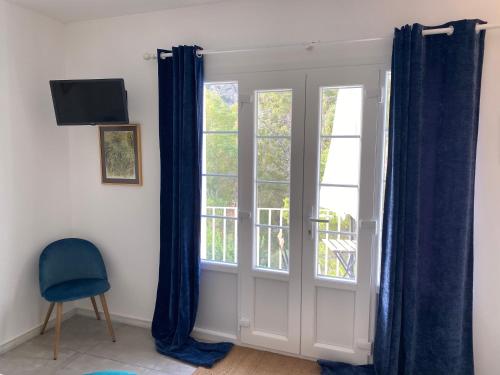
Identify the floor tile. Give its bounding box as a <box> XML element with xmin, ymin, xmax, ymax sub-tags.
<box><xmin>0</xmin><ymin>316</ymin><xmax>195</xmax><ymax>375</ymax></box>
<box><xmin>86</xmin><ymin>324</ymin><xmax>195</xmax><ymax>373</ymax></box>
<box><xmin>55</xmin><ymin>353</ymin><xmax>160</xmax><ymax>375</ymax></box>
<box><xmin>0</xmin><ymin>340</ymin><xmax>78</xmax><ymax>375</ymax></box>
<box><xmin>31</xmin><ymin>314</ymin><xmax>124</xmax><ymax>353</ymax></box>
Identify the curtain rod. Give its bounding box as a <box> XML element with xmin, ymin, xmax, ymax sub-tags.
<box><xmin>143</xmin><ymin>37</ymin><xmax>386</xmax><ymax>61</ymax></box>
<box><xmin>143</xmin><ymin>23</ymin><xmax>499</xmax><ymax>61</ymax></box>
<box><xmin>422</xmin><ymin>23</ymin><xmax>499</xmax><ymax>36</ymax></box>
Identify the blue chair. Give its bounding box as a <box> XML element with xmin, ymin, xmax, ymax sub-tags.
<box><xmin>39</xmin><ymin>238</ymin><xmax>116</xmax><ymax>359</ymax></box>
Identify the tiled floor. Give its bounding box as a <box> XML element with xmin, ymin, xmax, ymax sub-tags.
<box><xmin>0</xmin><ymin>315</ymin><xmax>196</xmax><ymax>375</ymax></box>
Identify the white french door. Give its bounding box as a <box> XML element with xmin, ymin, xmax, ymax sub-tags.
<box><xmin>301</xmin><ymin>67</ymin><xmax>381</xmax><ymax>363</ymax></box>
<box><xmin>202</xmin><ymin>64</ymin><xmax>384</xmax><ymax>363</ymax></box>
<box><xmin>238</xmin><ymin>71</ymin><xmax>306</xmax><ymax>353</ymax></box>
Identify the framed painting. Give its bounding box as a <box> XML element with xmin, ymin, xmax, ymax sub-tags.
<box><xmin>99</xmin><ymin>125</ymin><xmax>142</xmax><ymax>185</ymax></box>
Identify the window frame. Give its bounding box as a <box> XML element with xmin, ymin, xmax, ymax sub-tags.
<box><xmin>252</xmin><ymin>88</ymin><xmax>294</xmax><ymax>273</ymax></box>
<box><xmin>200</xmin><ymin>81</ymin><xmax>240</xmax><ymax>270</ymax></box>
<box><xmin>314</xmin><ymin>85</ymin><xmax>364</xmax><ymax>282</ymax></box>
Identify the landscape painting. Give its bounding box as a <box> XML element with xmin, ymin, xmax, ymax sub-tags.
<box><xmin>99</xmin><ymin>125</ymin><xmax>142</xmax><ymax>185</ymax></box>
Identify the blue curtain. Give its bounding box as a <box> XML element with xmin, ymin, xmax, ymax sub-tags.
<box><xmin>320</xmin><ymin>20</ymin><xmax>485</xmax><ymax>375</ymax></box>
<box><xmin>152</xmin><ymin>45</ymin><xmax>233</xmax><ymax>368</ymax></box>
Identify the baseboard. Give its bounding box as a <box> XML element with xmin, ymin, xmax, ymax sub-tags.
<box><xmin>76</xmin><ymin>307</ymin><xmax>239</xmax><ymax>344</ymax></box>
<box><xmin>76</xmin><ymin>308</ymin><xmax>315</xmax><ymax>362</ymax></box>
<box><xmin>76</xmin><ymin>307</ymin><xmax>152</xmax><ymax>329</ymax></box>
<box><xmin>0</xmin><ymin>308</ymin><xmax>77</xmax><ymax>355</ymax></box>
<box><xmin>192</xmin><ymin>327</ymin><xmax>238</xmax><ymax>343</ymax></box>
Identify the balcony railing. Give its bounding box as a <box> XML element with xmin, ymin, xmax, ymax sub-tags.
<box><xmin>317</xmin><ymin>209</ymin><xmax>357</xmax><ymax>279</ymax></box>
<box><xmin>201</xmin><ymin>206</ymin><xmax>238</xmax><ymax>263</ymax></box>
<box><xmin>256</xmin><ymin>207</ymin><xmax>289</xmax><ymax>271</ymax></box>
<box><xmin>201</xmin><ymin>206</ymin><xmax>357</xmax><ymax>279</ymax></box>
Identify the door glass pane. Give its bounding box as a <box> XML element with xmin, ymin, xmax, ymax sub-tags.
<box><xmin>257</xmin><ymin>227</ymin><xmax>289</xmax><ymax>271</ymax></box>
<box><xmin>256</xmin><ymin>183</ymin><xmax>290</xmax><ymax>226</ymax></box>
<box><xmin>256</xmin><ymin>90</ymin><xmax>292</xmax><ymax>136</ymax></box>
<box><xmin>319</xmin><ymin>186</ymin><xmax>358</xmax><ymax>220</ymax></box>
<box><xmin>320</xmin><ymin>138</ymin><xmax>360</xmax><ymax>185</ymax></box>
<box><xmin>317</xmin><ymin>231</ymin><xmax>357</xmax><ymax>279</ymax></box>
<box><xmin>257</xmin><ymin>138</ymin><xmax>291</xmax><ymax>182</ymax></box>
<box><xmin>316</xmin><ymin>86</ymin><xmax>362</xmax><ymax>280</ymax></box>
<box><xmin>201</xmin><ymin>82</ymin><xmax>238</xmax><ymax>264</ymax></box>
<box><xmin>202</xmin><ymin>176</ymin><xmax>237</xmax><ymax>216</ymax></box>
<box><xmin>321</xmin><ymin>87</ymin><xmax>362</xmax><ymax>136</ymax></box>
<box><xmin>255</xmin><ymin>89</ymin><xmax>292</xmax><ymax>272</ymax></box>
<box><xmin>256</xmin><ymin>200</ymin><xmax>290</xmax><ymax>227</ymax></box>
<box><xmin>204</xmin><ymin>133</ymin><xmax>238</xmax><ymax>175</ymax></box>
<box><xmin>201</xmin><ymin>217</ymin><xmax>237</xmax><ymax>263</ymax></box>
<box><xmin>204</xmin><ymin>82</ymin><xmax>238</xmax><ymax>131</ymax></box>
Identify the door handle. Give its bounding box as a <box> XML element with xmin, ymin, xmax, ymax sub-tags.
<box><xmin>238</xmin><ymin>211</ymin><xmax>252</xmax><ymax>220</ymax></box>
<box><xmin>309</xmin><ymin>217</ymin><xmax>329</xmax><ymax>223</ymax></box>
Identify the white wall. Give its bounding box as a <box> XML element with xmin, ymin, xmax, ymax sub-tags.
<box><xmin>0</xmin><ymin>0</ymin><xmax>73</xmax><ymax>349</ymax></box>
<box><xmin>29</xmin><ymin>0</ymin><xmax>500</xmax><ymax>372</ymax></box>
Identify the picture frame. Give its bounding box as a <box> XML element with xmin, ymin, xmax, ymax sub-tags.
<box><xmin>99</xmin><ymin>124</ymin><xmax>142</xmax><ymax>185</ymax></box>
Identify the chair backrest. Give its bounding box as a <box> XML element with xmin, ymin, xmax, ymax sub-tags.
<box><xmin>39</xmin><ymin>238</ymin><xmax>108</xmax><ymax>295</ymax></box>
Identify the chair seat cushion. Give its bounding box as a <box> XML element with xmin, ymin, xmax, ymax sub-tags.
<box><xmin>43</xmin><ymin>278</ymin><xmax>110</xmax><ymax>302</ymax></box>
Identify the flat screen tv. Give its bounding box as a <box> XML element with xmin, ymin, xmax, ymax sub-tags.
<box><xmin>50</xmin><ymin>79</ymin><xmax>129</xmax><ymax>125</ymax></box>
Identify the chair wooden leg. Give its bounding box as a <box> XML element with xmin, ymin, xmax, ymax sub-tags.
<box><xmin>99</xmin><ymin>294</ymin><xmax>116</xmax><ymax>342</ymax></box>
<box><xmin>40</xmin><ymin>302</ymin><xmax>55</xmax><ymax>335</ymax></box>
<box><xmin>90</xmin><ymin>296</ymin><xmax>100</xmax><ymax>320</ymax></box>
<box><xmin>53</xmin><ymin>302</ymin><xmax>63</xmax><ymax>360</ymax></box>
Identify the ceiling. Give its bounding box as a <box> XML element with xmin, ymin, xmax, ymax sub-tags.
<box><xmin>8</xmin><ymin>0</ymin><xmax>230</xmax><ymax>23</ymax></box>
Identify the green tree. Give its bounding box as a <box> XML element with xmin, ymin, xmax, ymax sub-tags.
<box><xmin>255</xmin><ymin>91</ymin><xmax>292</xmax><ymax>209</ymax></box>
<box><xmin>205</xmin><ymin>88</ymin><xmax>238</xmax><ymax>209</ymax></box>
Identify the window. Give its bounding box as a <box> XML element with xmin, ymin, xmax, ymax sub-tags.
<box><xmin>200</xmin><ymin>82</ymin><xmax>238</xmax><ymax>264</ymax></box>
<box><xmin>316</xmin><ymin>86</ymin><xmax>363</xmax><ymax>280</ymax></box>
